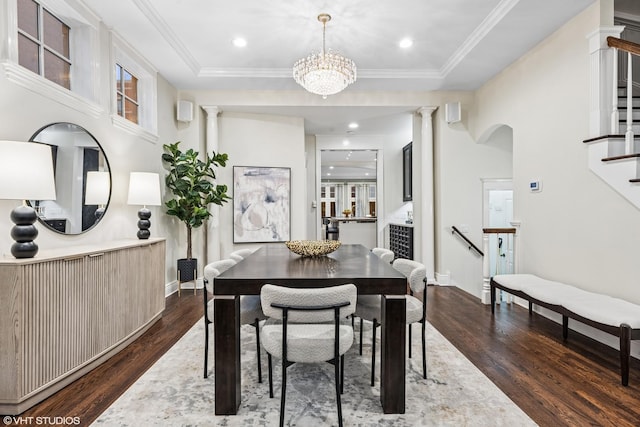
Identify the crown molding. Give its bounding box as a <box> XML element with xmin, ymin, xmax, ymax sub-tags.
<box><xmin>197</xmin><ymin>67</ymin><xmax>443</xmax><ymax>80</ymax></box>
<box><xmin>198</xmin><ymin>68</ymin><xmax>291</xmax><ymax>78</ymax></box>
<box><xmin>440</xmin><ymin>0</ymin><xmax>520</xmax><ymax>76</ymax></box>
<box><xmin>131</xmin><ymin>0</ymin><xmax>200</xmax><ymax>75</ymax></box>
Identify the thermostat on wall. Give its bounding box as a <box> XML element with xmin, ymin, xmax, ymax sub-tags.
<box><xmin>529</xmin><ymin>180</ymin><xmax>542</xmax><ymax>192</ymax></box>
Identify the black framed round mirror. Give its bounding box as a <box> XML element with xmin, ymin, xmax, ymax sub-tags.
<box><xmin>28</xmin><ymin>123</ymin><xmax>111</xmax><ymax>234</ymax></box>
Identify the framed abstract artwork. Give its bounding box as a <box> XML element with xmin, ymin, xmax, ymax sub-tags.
<box><xmin>233</xmin><ymin>166</ymin><xmax>291</xmax><ymax>242</ymax></box>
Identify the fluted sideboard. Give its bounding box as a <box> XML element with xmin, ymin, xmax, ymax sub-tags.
<box><xmin>0</xmin><ymin>238</ymin><xmax>166</xmax><ymax>414</ymax></box>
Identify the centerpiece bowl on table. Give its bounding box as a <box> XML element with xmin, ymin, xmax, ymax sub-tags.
<box><xmin>285</xmin><ymin>240</ymin><xmax>341</xmax><ymax>257</ymax></box>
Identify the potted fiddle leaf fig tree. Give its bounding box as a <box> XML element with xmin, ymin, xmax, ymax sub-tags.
<box><xmin>162</xmin><ymin>141</ymin><xmax>230</xmax><ymax>293</ymax></box>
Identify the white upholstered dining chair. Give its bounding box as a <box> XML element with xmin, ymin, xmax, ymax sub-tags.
<box><xmin>371</xmin><ymin>247</ymin><xmax>394</xmax><ymax>264</ymax></box>
<box><xmin>260</xmin><ymin>283</ymin><xmax>357</xmax><ymax>427</ymax></box>
<box><xmin>355</xmin><ymin>258</ymin><xmax>427</xmax><ymax>385</ymax></box>
<box><xmin>229</xmin><ymin>248</ymin><xmax>255</xmax><ymax>262</ymax></box>
<box><xmin>203</xmin><ymin>258</ymin><xmax>267</xmax><ymax>380</ymax></box>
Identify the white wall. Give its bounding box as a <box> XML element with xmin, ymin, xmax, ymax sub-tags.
<box><xmin>216</xmin><ymin>112</ymin><xmax>306</xmax><ymax>256</ymax></box>
<box><xmin>0</xmin><ymin>22</ymin><xmax>180</xmax><ymax>288</ymax></box>
<box><xmin>305</xmin><ymin>134</ymin><xmax>317</xmax><ymax>239</ymax></box>
<box><xmin>434</xmin><ymin>107</ymin><xmax>513</xmax><ymax>296</ymax></box>
<box><xmin>471</xmin><ymin>2</ymin><xmax>640</xmax><ymax>355</ymax></box>
<box><xmin>471</xmin><ymin>2</ymin><xmax>640</xmax><ymax>302</ymax></box>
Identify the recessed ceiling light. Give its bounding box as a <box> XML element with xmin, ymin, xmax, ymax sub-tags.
<box><xmin>342</xmin><ymin>139</ymin><xmax>349</xmax><ymax>146</ymax></box>
<box><xmin>327</xmin><ymin>172</ymin><xmax>331</xmax><ymax>176</ymax></box>
<box><xmin>233</xmin><ymin>37</ymin><xmax>247</xmax><ymax>48</ymax></box>
<box><xmin>399</xmin><ymin>38</ymin><xmax>413</xmax><ymax>49</ymax></box>
<box><xmin>329</xmin><ymin>166</ymin><xmax>334</xmax><ymax>169</ymax></box>
<box><xmin>348</xmin><ymin>122</ymin><xmax>359</xmax><ymax>129</ymax></box>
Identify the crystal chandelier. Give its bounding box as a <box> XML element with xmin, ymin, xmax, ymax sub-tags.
<box><xmin>293</xmin><ymin>13</ymin><xmax>356</xmax><ymax>98</ymax></box>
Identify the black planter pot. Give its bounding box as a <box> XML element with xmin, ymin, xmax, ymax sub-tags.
<box><xmin>177</xmin><ymin>258</ymin><xmax>197</xmax><ymax>296</ymax></box>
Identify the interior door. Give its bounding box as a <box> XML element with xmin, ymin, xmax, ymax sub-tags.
<box><xmin>483</xmin><ymin>180</ymin><xmax>513</xmax><ymax>278</ymax></box>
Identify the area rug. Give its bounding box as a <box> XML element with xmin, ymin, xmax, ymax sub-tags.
<box><xmin>92</xmin><ymin>319</ymin><xmax>536</xmax><ymax>426</ymax></box>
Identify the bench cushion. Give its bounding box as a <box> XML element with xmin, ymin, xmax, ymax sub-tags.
<box><xmin>564</xmin><ymin>294</ymin><xmax>640</xmax><ymax>329</ymax></box>
<box><xmin>493</xmin><ymin>274</ymin><xmax>640</xmax><ymax>329</ymax></box>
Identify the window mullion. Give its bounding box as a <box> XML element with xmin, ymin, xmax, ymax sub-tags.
<box><xmin>17</xmin><ymin>29</ymin><xmax>39</xmax><ymax>44</ymax></box>
<box><xmin>124</xmin><ymin>95</ymin><xmax>138</xmax><ymax>107</ymax></box>
<box><xmin>44</xmin><ymin>46</ymin><xmax>71</xmax><ymax>64</ymax></box>
<box><xmin>119</xmin><ymin>73</ymin><xmax>124</xmax><ymax>113</ymax></box>
<box><xmin>37</xmin><ymin>3</ymin><xmax>44</xmax><ymax>76</ymax></box>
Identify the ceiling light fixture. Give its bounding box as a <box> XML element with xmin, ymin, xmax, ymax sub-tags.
<box><xmin>293</xmin><ymin>13</ymin><xmax>356</xmax><ymax>99</ymax></box>
<box><xmin>348</xmin><ymin>122</ymin><xmax>359</xmax><ymax>129</ymax></box>
<box><xmin>233</xmin><ymin>37</ymin><xmax>247</xmax><ymax>47</ymax></box>
<box><xmin>399</xmin><ymin>37</ymin><xmax>413</xmax><ymax>48</ymax></box>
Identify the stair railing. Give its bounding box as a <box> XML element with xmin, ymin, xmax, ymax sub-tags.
<box><xmin>481</xmin><ymin>227</ymin><xmax>516</xmax><ymax>305</ymax></box>
<box><xmin>450</xmin><ymin>226</ymin><xmax>483</xmax><ymax>256</ymax></box>
<box><xmin>607</xmin><ymin>37</ymin><xmax>640</xmax><ymax>154</ymax></box>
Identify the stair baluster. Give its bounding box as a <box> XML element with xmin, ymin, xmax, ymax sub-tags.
<box><xmin>626</xmin><ymin>51</ymin><xmax>634</xmax><ymax>155</ymax></box>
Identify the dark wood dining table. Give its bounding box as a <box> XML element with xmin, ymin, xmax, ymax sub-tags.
<box><xmin>213</xmin><ymin>244</ymin><xmax>408</xmax><ymax>415</ymax></box>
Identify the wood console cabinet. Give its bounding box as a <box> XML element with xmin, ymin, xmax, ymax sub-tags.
<box><xmin>0</xmin><ymin>238</ymin><xmax>166</xmax><ymax>414</ymax></box>
<box><xmin>389</xmin><ymin>223</ymin><xmax>414</xmax><ymax>260</ymax></box>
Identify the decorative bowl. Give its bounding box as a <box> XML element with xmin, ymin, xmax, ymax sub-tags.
<box><xmin>285</xmin><ymin>240</ymin><xmax>341</xmax><ymax>257</ymax></box>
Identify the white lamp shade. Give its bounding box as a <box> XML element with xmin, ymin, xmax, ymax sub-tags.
<box><xmin>0</xmin><ymin>140</ymin><xmax>56</xmax><ymax>200</ymax></box>
<box><xmin>85</xmin><ymin>171</ymin><xmax>111</xmax><ymax>205</ymax></box>
<box><xmin>127</xmin><ymin>172</ymin><xmax>161</xmax><ymax>206</ymax></box>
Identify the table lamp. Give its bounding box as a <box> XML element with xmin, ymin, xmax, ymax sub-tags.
<box><xmin>0</xmin><ymin>140</ymin><xmax>56</xmax><ymax>258</ymax></box>
<box><xmin>85</xmin><ymin>171</ymin><xmax>111</xmax><ymax>219</ymax></box>
<box><xmin>127</xmin><ymin>172</ymin><xmax>161</xmax><ymax>239</ymax></box>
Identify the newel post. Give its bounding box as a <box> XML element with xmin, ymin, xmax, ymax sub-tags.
<box><xmin>587</xmin><ymin>27</ymin><xmax>624</xmax><ymax>138</ymax></box>
<box><xmin>611</xmin><ymin>47</ymin><xmax>619</xmax><ymax>134</ymax></box>
<box><xmin>481</xmin><ymin>232</ymin><xmax>491</xmax><ymax>305</ymax></box>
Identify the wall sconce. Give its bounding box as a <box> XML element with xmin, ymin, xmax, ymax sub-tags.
<box><xmin>85</xmin><ymin>171</ymin><xmax>111</xmax><ymax>219</ymax></box>
<box><xmin>127</xmin><ymin>172</ymin><xmax>161</xmax><ymax>239</ymax></box>
<box><xmin>0</xmin><ymin>140</ymin><xmax>56</xmax><ymax>258</ymax></box>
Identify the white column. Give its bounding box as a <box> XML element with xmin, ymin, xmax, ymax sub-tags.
<box><xmin>203</xmin><ymin>106</ymin><xmax>221</xmax><ymax>265</ymax></box>
<box><xmin>417</xmin><ymin>107</ymin><xmax>437</xmax><ymax>283</ymax></box>
<box><xmin>587</xmin><ymin>26</ymin><xmax>624</xmax><ymax>138</ymax></box>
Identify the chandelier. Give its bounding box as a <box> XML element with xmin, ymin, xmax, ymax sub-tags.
<box><xmin>293</xmin><ymin>13</ymin><xmax>356</xmax><ymax>98</ymax></box>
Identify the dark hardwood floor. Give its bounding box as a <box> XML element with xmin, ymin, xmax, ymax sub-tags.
<box><xmin>7</xmin><ymin>286</ymin><xmax>640</xmax><ymax>426</ymax></box>
<box><xmin>427</xmin><ymin>286</ymin><xmax>640</xmax><ymax>427</ymax></box>
<box><xmin>6</xmin><ymin>290</ymin><xmax>205</xmax><ymax>426</ymax></box>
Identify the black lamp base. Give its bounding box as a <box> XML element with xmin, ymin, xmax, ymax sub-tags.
<box><xmin>137</xmin><ymin>208</ymin><xmax>151</xmax><ymax>239</ymax></box>
<box><xmin>95</xmin><ymin>206</ymin><xmax>105</xmax><ymax>219</ymax></box>
<box><xmin>10</xmin><ymin>205</ymin><xmax>39</xmax><ymax>258</ymax></box>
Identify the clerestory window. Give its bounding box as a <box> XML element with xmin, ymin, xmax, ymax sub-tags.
<box><xmin>17</xmin><ymin>0</ymin><xmax>71</xmax><ymax>90</ymax></box>
<box><xmin>115</xmin><ymin>64</ymin><xmax>139</xmax><ymax>124</ymax></box>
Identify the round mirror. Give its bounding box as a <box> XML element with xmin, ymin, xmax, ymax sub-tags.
<box><xmin>28</xmin><ymin>123</ymin><xmax>111</xmax><ymax>234</ymax></box>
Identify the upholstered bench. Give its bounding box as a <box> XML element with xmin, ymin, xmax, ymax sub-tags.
<box><xmin>490</xmin><ymin>274</ymin><xmax>640</xmax><ymax>386</ymax></box>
